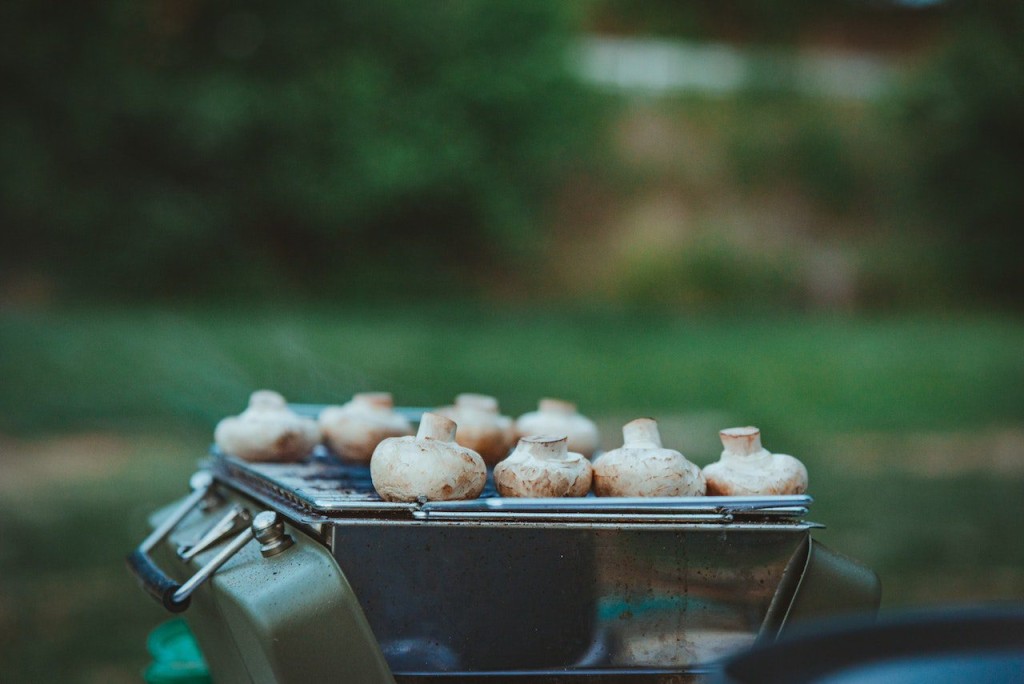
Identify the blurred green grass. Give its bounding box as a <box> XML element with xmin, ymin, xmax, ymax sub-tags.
<box><xmin>0</xmin><ymin>434</ymin><xmax>199</xmax><ymax>683</ymax></box>
<box><xmin>3</xmin><ymin>306</ymin><xmax>1023</xmax><ymax>436</ymax></box>
<box><xmin>1</xmin><ymin>305</ymin><xmax>1022</xmax><ymax>681</ymax></box>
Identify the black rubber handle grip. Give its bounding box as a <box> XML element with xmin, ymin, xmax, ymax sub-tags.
<box><xmin>126</xmin><ymin>549</ymin><xmax>190</xmax><ymax>613</ymax></box>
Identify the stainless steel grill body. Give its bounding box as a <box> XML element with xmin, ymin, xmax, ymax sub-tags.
<box><xmin>132</xmin><ymin>406</ymin><xmax>880</xmax><ymax>683</ymax></box>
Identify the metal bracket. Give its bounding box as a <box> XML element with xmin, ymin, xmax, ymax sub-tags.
<box><xmin>178</xmin><ymin>505</ymin><xmax>253</xmax><ymax>561</ymax></box>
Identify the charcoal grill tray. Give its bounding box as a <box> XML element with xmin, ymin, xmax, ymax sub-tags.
<box><xmin>212</xmin><ymin>402</ymin><xmax>816</xmax><ymax>528</ymax></box>
<box><xmin>205</xmin><ymin>406</ymin><xmax>823</xmax><ymax>679</ymax></box>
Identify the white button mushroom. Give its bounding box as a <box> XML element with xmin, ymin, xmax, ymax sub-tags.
<box><xmin>319</xmin><ymin>392</ymin><xmax>414</xmax><ymax>463</ymax></box>
<box><xmin>493</xmin><ymin>435</ymin><xmax>593</xmax><ymax>498</ymax></box>
<box><xmin>702</xmin><ymin>426</ymin><xmax>808</xmax><ymax>496</ymax></box>
<box><xmin>514</xmin><ymin>399</ymin><xmax>601</xmax><ymax>458</ymax></box>
<box><xmin>436</xmin><ymin>393</ymin><xmax>516</xmax><ymax>466</ymax></box>
<box><xmin>593</xmin><ymin>418</ymin><xmax>706</xmax><ymax>497</ymax></box>
<box><xmin>370</xmin><ymin>412</ymin><xmax>487</xmax><ymax>502</ymax></box>
<box><xmin>214</xmin><ymin>390</ymin><xmax>321</xmax><ymax>462</ymax></box>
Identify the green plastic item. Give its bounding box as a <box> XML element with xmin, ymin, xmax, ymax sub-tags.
<box><xmin>144</xmin><ymin>619</ymin><xmax>213</xmax><ymax>684</ymax></box>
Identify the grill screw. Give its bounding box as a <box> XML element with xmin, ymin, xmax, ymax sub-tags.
<box><xmin>252</xmin><ymin>511</ymin><xmax>294</xmax><ymax>558</ymax></box>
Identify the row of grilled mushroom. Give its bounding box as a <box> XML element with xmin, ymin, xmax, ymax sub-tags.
<box><xmin>214</xmin><ymin>390</ymin><xmax>808</xmax><ymax>502</ymax></box>
<box><xmin>214</xmin><ymin>390</ymin><xmax>599</xmax><ymax>464</ymax></box>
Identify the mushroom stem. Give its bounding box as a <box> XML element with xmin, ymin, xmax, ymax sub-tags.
<box><xmin>622</xmin><ymin>418</ymin><xmax>663</xmax><ymax>448</ymax></box>
<box><xmin>538</xmin><ymin>398</ymin><xmax>576</xmax><ymax>415</ymax></box>
<box><xmin>720</xmin><ymin>426</ymin><xmax>763</xmax><ymax>456</ymax></box>
<box><xmin>353</xmin><ymin>392</ymin><xmax>395</xmax><ymax>409</ymax></box>
<box><xmin>417</xmin><ymin>412</ymin><xmax>457</xmax><ymax>442</ymax></box>
<box><xmin>519</xmin><ymin>435</ymin><xmax>569</xmax><ymax>460</ymax></box>
<box><xmin>249</xmin><ymin>390</ymin><xmax>287</xmax><ymax>410</ymax></box>
<box><xmin>455</xmin><ymin>393</ymin><xmax>499</xmax><ymax>413</ymax></box>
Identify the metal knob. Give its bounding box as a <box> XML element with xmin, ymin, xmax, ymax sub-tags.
<box><xmin>252</xmin><ymin>511</ymin><xmax>294</xmax><ymax>558</ymax></box>
<box><xmin>189</xmin><ymin>471</ymin><xmax>214</xmax><ymax>490</ymax></box>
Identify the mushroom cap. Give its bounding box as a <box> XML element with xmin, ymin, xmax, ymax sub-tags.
<box><xmin>514</xmin><ymin>399</ymin><xmax>600</xmax><ymax>458</ymax></box>
<box><xmin>214</xmin><ymin>390</ymin><xmax>321</xmax><ymax>462</ymax></box>
<box><xmin>593</xmin><ymin>419</ymin><xmax>705</xmax><ymax>497</ymax></box>
<box><xmin>703</xmin><ymin>426</ymin><xmax>808</xmax><ymax>495</ymax></box>
<box><xmin>493</xmin><ymin>435</ymin><xmax>593</xmax><ymax>498</ymax></box>
<box><xmin>319</xmin><ymin>392</ymin><xmax>413</xmax><ymax>463</ymax></box>
<box><xmin>369</xmin><ymin>412</ymin><xmax>486</xmax><ymax>502</ymax></box>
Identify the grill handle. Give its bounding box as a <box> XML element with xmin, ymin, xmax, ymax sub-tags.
<box><xmin>128</xmin><ymin>472</ymin><xmax>294</xmax><ymax>613</ymax></box>
<box><xmin>127</xmin><ymin>548</ymin><xmax>190</xmax><ymax>613</ymax></box>
<box><xmin>129</xmin><ymin>520</ymin><xmax>258</xmax><ymax>613</ymax></box>
<box><xmin>126</xmin><ymin>471</ymin><xmax>217</xmax><ymax>613</ymax></box>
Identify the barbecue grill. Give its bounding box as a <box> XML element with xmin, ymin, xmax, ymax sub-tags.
<box><xmin>128</xmin><ymin>405</ymin><xmax>880</xmax><ymax>683</ymax></box>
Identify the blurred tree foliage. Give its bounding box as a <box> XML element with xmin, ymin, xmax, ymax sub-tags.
<box><xmin>895</xmin><ymin>1</ymin><xmax>1024</xmax><ymax>304</ymax></box>
<box><xmin>591</xmin><ymin>0</ymin><xmax>816</xmax><ymax>41</ymax></box>
<box><xmin>0</xmin><ymin>0</ymin><xmax>597</xmax><ymax>299</ymax></box>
